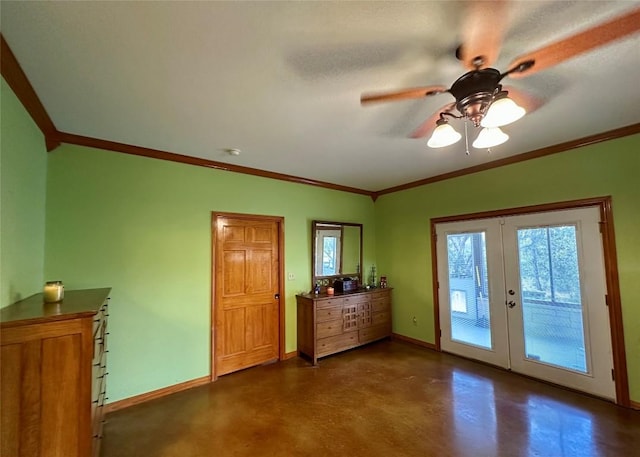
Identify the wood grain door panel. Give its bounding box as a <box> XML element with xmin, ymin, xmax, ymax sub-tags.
<box><xmin>214</xmin><ymin>216</ymin><xmax>280</xmax><ymax>376</ymax></box>
<box><xmin>222</xmin><ymin>251</ymin><xmax>246</xmax><ymax>296</ymax></box>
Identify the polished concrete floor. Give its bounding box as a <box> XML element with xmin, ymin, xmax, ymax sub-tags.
<box><xmin>103</xmin><ymin>340</ymin><xmax>640</xmax><ymax>457</ymax></box>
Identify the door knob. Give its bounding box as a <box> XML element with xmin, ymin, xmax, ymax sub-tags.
<box><xmin>507</xmin><ymin>300</ymin><xmax>517</xmax><ymax>308</ymax></box>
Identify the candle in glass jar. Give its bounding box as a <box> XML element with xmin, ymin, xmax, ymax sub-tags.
<box><xmin>326</xmin><ymin>287</ymin><xmax>335</xmax><ymax>295</ymax></box>
<box><xmin>43</xmin><ymin>281</ymin><xmax>64</xmax><ymax>303</ymax></box>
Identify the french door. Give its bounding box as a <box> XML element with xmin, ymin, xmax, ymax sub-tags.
<box><xmin>436</xmin><ymin>207</ymin><xmax>615</xmax><ymax>399</ymax></box>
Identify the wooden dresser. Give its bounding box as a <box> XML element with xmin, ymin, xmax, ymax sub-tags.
<box><xmin>1</xmin><ymin>288</ymin><xmax>111</xmax><ymax>457</ymax></box>
<box><xmin>296</xmin><ymin>288</ymin><xmax>392</xmax><ymax>365</ymax></box>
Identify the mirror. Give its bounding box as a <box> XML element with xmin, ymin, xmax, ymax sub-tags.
<box><xmin>312</xmin><ymin>220</ymin><xmax>362</xmax><ymax>288</ymax></box>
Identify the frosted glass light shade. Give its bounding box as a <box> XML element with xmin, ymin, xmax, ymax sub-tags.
<box><xmin>473</xmin><ymin>127</ymin><xmax>509</xmax><ymax>148</ymax></box>
<box><xmin>427</xmin><ymin>123</ymin><xmax>462</xmax><ymax>148</ymax></box>
<box><xmin>481</xmin><ymin>97</ymin><xmax>525</xmax><ymax>127</ymax></box>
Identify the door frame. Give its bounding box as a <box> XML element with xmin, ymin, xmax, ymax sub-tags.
<box><xmin>210</xmin><ymin>212</ymin><xmax>286</xmax><ymax>381</ymax></box>
<box><xmin>430</xmin><ymin>196</ymin><xmax>630</xmax><ymax>406</ymax></box>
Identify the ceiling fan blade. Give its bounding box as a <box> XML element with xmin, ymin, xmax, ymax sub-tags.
<box><xmin>361</xmin><ymin>85</ymin><xmax>447</xmax><ymax>105</ymax></box>
<box><xmin>460</xmin><ymin>0</ymin><xmax>509</xmax><ymax>70</ymax></box>
<box><xmin>508</xmin><ymin>6</ymin><xmax>640</xmax><ymax>78</ymax></box>
<box><xmin>410</xmin><ymin>102</ymin><xmax>457</xmax><ymax>138</ymax></box>
<box><xmin>503</xmin><ymin>86</ymin><xmax>543</xmax><ymax>114</ymax></box>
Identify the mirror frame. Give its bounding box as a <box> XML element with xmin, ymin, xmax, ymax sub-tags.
<box><xmin>311</xmin><ymin>220</ymin><xmax>363</xmax><ymax>289</ymax></box>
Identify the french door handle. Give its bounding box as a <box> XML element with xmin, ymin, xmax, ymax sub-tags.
<box><xmin>507</xmin><ymin>300</ymin><xmax>517</xmax><ymax>308</ymax></box>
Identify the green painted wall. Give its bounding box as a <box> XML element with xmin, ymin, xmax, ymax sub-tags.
<box><xmin>375</xmin><ymin>134</ymin><xmax>640</xmax><ymax>402</ymax></box>
<box><xmin>44</xmin><ymin>144</ymin><xmax>376</xmax><ymax>402</ymax></box>
<box><xmin>0</xmin><ymin>78</ymin><xmax>47</xmax><ymax>308</ymax></box>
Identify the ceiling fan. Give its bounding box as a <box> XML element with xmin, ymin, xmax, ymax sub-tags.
<box><xmin>361</xmin><ymin>2</ymin><xmax>640</xmax><ymax>150</ymax></box>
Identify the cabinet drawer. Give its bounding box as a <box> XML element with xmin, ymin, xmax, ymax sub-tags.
<box><xmin>316</xmin><ymin>305</ymin><xmax>344</xmax><ymax>323</ymax></box>
<box><xmin>359</xmin><ymin>324</ymin><xmax>390</xmax><ymax>344</ymax></box>
<box><xmin>317</xmin><ymin>332</ymin><xmax>358</xmax><ymax>356</ymax></box>
<box><xmin>93</xmin><ymin>333</ymin><xmax>104</xmax><ymax>363</ymax></box>
<box><xmin>316</xmin><ymin>319</ymin><xmax>343</xmax><ymax>339</ymax></box>
<box><xmin>371</xmin><ymin>298</ymin><xmax>389</xmax><ymax>313</ymax></box>
<box><xmin>371</xmin><ymin>290</ymin><xmax>391</xmax><ymax>301</ymax></box>
<box><xmin>344</xmin><ymin>295</ymin><xmax>370</xmax><ymax>306</ymax></box>
<box><xmin>372</xmin><ymin>311</ymin><xmax>390</xmax><ymax>326</ymax></box>
<box><xmin>316</xmin><ymin>297</ymin><xmax>344</xmax><ymax>309</ymax></box>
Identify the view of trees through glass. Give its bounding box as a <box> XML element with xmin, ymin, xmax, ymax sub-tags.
<box><xmin>447</xmin><ymin>232</ymin><xmax>488</xmax><ymax>295</ymax></box>
<box><xmin>517</xmin><ymin>225</ymin><xmax>581</xmax><ymax>307</ymax></box>
<box><xmin>322</xmin><ymin>237</ymin><xmax>337</xmax><ymax>275</ymax></box>
<box><xmin>446</xmin><ymin>226</ymin><xmax>581</xmax><ymax>308</ymax></box>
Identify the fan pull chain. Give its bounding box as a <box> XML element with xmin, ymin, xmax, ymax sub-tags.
<box><xmin>464</xmin><ymin>121</ymin><xmax>470</xmax><ymax>155</ymax></box>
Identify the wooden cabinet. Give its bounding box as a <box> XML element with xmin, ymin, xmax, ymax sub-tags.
<box><xmin>296</xmin><ymin>288</ymin><xmax>392</xmax><ymax>364</ymax></box>
<box><xmin>1</xmin><ymin>288</ymin><xmax>111</xmax><ymax>457</ymax></box>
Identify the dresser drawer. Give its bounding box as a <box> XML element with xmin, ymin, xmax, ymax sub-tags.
<box><xmin>359</xmin><ymin>324</ymin><xmax>390</xmax><ymax>344</ymax></box>
<box><xmin>316</xmin><ymin>297</ymin><xmax>344</xmax><ymax>309</ymax></box>
<box><xmin>371</xmin><ymin>290</ymin><xmax>391</xmax><ymax>301</ymax></box>
<box><xmin>343</xmin><ymin>295</ymin><xmax>369</xmax><ymax>306</ymax></box>
<box><xmin>316</xmin><ymin>319</ymin><xmax>343</xmax><ymax>339</ymax></box>
<box><xmin>317</xmin><ymin>331</ymin><xmax>358</xmax><ymax>356</ymax></box>
<box><xmin>372</xmin><ymin>310</ymin><xmax>390</xmax><ymax>326</ymax></box>
<box><xmin>93</xmin><ymin>324</ymin><xmax>107</xmax><ymax>363</ymax></box>
<box><xmin>371</xmin><ymin>298</ymin><xmax>390</xmax><ymax>313</ymax></box>
<box><xmin>316</xmin><ymin>305</ymin><xmax>344</xmax><ymax>323</ymax></box>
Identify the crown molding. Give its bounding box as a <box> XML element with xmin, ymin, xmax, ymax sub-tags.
<box><xmin>57</xmin><ymin>131</ymin><xmax>374</xmax><ymax>197</ymax></box>
<box><xmin>2</xmin><ymin>33</ymin><xmax>638</xmax><ymax>199</ymax></box>
<box><xmin>0</xmin><ymin>34</ymin><xmax>60</xmax><ymax>151</ymax></box>
<box><xmin>373</xmin><ymin>123</ymin><xmax>640</xmax><ymax>198</ymax></box>
<box><xmin>375</xmin><ymin>123</ymin><xmax>640</xmax><ymax>198</ymax></box>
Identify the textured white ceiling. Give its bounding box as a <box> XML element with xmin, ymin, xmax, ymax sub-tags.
<box><xmin>2</xmin><ymin>1</ymin><xmax>639</xmax><ymax>191</ymax></box>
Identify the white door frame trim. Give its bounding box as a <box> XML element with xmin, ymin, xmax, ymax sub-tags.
<box><xmin>430</xmin><ymin>196</ymin><xmax>629</xmax><ymax>406</ymax></box>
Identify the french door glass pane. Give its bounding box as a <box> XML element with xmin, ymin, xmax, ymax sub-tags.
<box><xmin>447</xmin><ymin>232</ymin><xmax>491</xmax><ymax>349</ymax></box>
<box><xmin>516</xmin><ymin>226</ymin><xmax>587</xmax><ymax>373</ymax></box>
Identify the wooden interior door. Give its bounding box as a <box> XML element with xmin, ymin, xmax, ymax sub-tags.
<box><xmin>213</xmin><ymin>214</ymin><xmax>281</xmax><ymax>377</ymax></box>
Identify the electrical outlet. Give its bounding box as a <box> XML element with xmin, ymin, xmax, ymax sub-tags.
<box><xmin>287</xmin><ymin>273</ymin><xmax>295</xmax><ymax>281</ymax></box>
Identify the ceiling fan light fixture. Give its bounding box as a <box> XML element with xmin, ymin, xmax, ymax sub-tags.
<box><xmin>473</xmin><ymin>127</ymin><xmax>509</xmax><ymax>149</ymax></box>
<box><xmin>481</xmin><ymin>94</ymin><xmax>526</xmax><ymax>128</ymax></box>
<box><xmin>427</xmin><ymin>120</ymin><xmax>462</xmax><ymax>148</ymax></box>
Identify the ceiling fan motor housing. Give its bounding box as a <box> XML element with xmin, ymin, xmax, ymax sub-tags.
<box><xmin>450</xmin><ymin>68</ymin><xmax>503</xmax><ymax>126</ymax></box>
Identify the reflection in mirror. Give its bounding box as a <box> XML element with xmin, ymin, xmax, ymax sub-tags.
<box><xmin>312</xmin><ymin>221</ymin><xmax>363</xmax><ymax>288</ymax></box>
<box><xmin>315</xmin><ymin>224</ymin><xmax>342</xmax><ymax>276</ymax></box>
